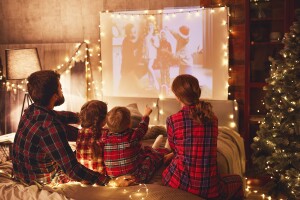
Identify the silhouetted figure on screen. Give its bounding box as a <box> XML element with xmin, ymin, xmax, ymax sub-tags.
<box><xmin>119</xmin><ymin>23</ymin><xmax>144</xmax><ymax>95</ymax></box>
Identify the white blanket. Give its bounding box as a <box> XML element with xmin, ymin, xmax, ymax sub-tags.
<box><xmin>217</xmin><ymin>126</ymin><xmax>246</xmax><ymax>177</ymax></box>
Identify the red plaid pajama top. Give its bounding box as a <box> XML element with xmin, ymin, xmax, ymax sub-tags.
<box><xmin>12</xmin><ymin>104</ymin><xmax>109</xmax><ymax>185</ymax></box>
<box><xmin>162</xmin><ymin>105</ymin><xmax>220</xmax><ymax>199</ymax></box>
<box><xmin>76</xmin><ymin>128</ymin><xmax>106</xmax><ymax>174</ymax></box>
<box><xmin>103</xmin><ymin>116</ymin><xmax>168</xmax><ymax>183</ymax></box>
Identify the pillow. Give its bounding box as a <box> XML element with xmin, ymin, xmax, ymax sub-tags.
<box><xmin>126</xmin><ymin>103</ymin><xmax>143</xmax><ymax>129</ymax></box>
<box><xmin>143</xmin><ymin>125</ymin><xmax>167</xmax><ymax>140</ymax></box>
<box><xmin>125</xmin><ymin>103</ymin><xmax>167</xmax><ymax>140</ymax></box>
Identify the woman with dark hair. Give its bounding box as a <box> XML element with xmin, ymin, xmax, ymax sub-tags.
<box><xmin>162</xmin><ymin>74</ymin><xmax>243</xmax><ymax>199</ymax></box>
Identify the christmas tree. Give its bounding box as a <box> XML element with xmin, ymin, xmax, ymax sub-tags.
<box><xmin>251</xmin><ymin>9</ymin><xmax>300</xmax><ymax>200</ymax></box>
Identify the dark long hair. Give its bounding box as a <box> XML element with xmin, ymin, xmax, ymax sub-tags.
<box><xmin>79</xmin><ymin>100</ymin><xmax>107</xmax><ymax>158</ymax></box>
<box><xmin>27</xmin><ymin>70</ymin><xmax>60</xmax><ymax>106</ymax></box>
<box><xmin>80</xmin><ymin>100</ymin><xmax>107</xmax><ymax>129</ymax></box>
<box><xmin>171</xmin><ymin>74</ymin><xmax>215</xmax><ymax>124</ymax></box>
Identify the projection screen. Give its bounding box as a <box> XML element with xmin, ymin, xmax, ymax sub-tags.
<box><xmin>100</xmin><ymin>7</ymin><xmax>229</xmax><ymax>100</ymax></box>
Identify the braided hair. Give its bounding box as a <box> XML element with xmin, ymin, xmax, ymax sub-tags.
<box><xmin>79</xmin><ymin>100</ymin><xmax>107</xmax><ymax>158</ymax></box>
<box><xmin>171</xmin><ymin>74</ymin><xmax>215</xmax><ymax>124</ymax></box>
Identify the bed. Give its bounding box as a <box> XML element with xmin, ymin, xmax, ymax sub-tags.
<box><xmin>0</xmin><ymin>98</ymin><xmax>245</xmax><ymax>200</ymax></box>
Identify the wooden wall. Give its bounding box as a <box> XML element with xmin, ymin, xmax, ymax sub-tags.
<box><xmin>0</xmin><ymin>0</ymin><xmax>246</xmax><ymax>138</ymax></box>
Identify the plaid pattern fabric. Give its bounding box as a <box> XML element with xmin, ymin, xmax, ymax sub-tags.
<box><xmin>76</xmin><ymin>128</ymin><xmax>105</xmax><ymax>174</ymax></box>
<box><xmin>103</xmin><ymin>116</ymin><xmax>168</xmax><ymax>183</ymax></box>
<box><xmin>132</xmin><ymin>146</ymin><xmax>169</xmax><ymax>183</ymax></box>
<box><xmin>162</xmin><ymin>105</ymin><xmax>220</xmax><ymax>199</ymax></box>
<box><xmin>219</xmin><ymin>174</ymin><xmax>244</xmax><ymax>200</ymax></box>
<box><xmin>12</xmin><ymin>104</ymin><xmax>109</xmax><ymax>185</ymax></box>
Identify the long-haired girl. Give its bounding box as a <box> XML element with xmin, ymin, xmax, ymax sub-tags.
<box><xmin>162</xmin><ymin>74</ymin><xmax>243</xmax><ymax>200</ymax></box>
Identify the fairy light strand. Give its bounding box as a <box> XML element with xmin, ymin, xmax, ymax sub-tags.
<box><xmin>99</xmin><ymin>6</ymin><xmax>232</xmax><ymax>117</ymax></box>
<box><xmin>4</xmin><ymin>41</ymin><xmax>99</xmax><ymax>101</ymax></box>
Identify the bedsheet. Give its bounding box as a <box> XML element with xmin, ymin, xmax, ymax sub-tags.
<box><xmin>0</xmin><ymin>126</ymin><xmax>245</xmax><ymax>200</ymax></box>
<box><xmin>0</xmin><ymin>161</ymin><xmax>202</xmax><ymax>200</ymax></box>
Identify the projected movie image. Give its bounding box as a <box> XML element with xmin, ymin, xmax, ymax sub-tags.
<box><xmin>100</xmin><ymin>8</ymin><xmax>228</xmax><ymax>99</ymax></box>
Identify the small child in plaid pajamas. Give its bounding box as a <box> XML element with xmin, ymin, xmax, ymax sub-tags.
<box><xmin>76</xmin><ymin>100</ymin><xmax>108</xmax><ymax>174</ymax></box>
<box><xmin>102</xmin><ymin>106</ymin><xmax>170</xmax><ymax>183</ymax></box>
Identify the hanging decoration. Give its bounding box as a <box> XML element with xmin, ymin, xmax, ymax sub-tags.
<box><xmin>3</xmin><ymin>41</ymin><xmax>101</xmax><ymax>101</ymax></box>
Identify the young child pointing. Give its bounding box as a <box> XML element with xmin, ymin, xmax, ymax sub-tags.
<box><xmin>103</xmin><ymin>105</ymin><xmax>169</xmax><ymax>183</ymax></box>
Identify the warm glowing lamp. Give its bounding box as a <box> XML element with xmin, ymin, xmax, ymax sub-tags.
<box><xmin>5</xmin><ymin>48</ymin><xmax>42</xmax><ymax>118</ymax></box>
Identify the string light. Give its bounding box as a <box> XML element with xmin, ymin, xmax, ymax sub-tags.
<box><xmin>2</xmin><ymin>41</ymin><xmax>101</xmax><ymax>103</ymax></box>
<box><xmin>0</xmin><ymin>6</ymin><xmax>234</xmax><ymax>133</ymax></box>
<box><xmin>229</xmin><ymin>122</ymin><xmax>236</xmax><ymax>128</ymax></box>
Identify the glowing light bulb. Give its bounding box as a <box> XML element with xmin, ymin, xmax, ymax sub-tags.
<box><xmin>225</xmin><ymin>82</ymin><xmax>229</xmax><ymax>88</ymax></box>
<box><xmin>230</xmin><ymin>122</ymin><xmax>236</xmax><ymax>128</ymax></box>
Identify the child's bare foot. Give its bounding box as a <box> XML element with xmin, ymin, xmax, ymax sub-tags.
<box><xmin>164</xmin><ymin>139</ymin><xmax>171</xmax><ymax>150</ymax></box>
<box><xmin>152</xmin><ymin>135</ymin><xmax>164</xmax><ymax>149</ymax></box>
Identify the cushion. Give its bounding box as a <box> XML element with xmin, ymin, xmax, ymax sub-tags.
<box><xmin>126</xmin><ymin>103</ymin><xmax>143</xmax><ymax>128</ymax></box>
<box><xmin>143</xmin><ymin>125</ymin><xmax>167</xmax><ymax>140</ymax></box>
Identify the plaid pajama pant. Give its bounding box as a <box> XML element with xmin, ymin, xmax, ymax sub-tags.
<box><xmin>132</xmin><ymin>146</ymin><xmax>169</xmax><ymax>183</ymax></box>
<box><xmin>219</xmin><ymin>174</ymin><xmax>244</xmax><ymax>200</ymax></box>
